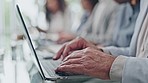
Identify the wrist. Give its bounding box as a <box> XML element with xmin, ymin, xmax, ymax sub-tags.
<box><xmin>106</xmin><ymin>55</ymin><xmax>117</xmax><ymax>80</ymax></box>
<box><xmin>109</xmin><ymin>56</ymin><xmax>128</xmax><ymax>80</ymax></box>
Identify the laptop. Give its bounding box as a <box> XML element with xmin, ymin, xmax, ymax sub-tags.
<box><xmin>16</xmin><ymin>4</ymin><xmax>90</xmax><ymax>81</ymax></box>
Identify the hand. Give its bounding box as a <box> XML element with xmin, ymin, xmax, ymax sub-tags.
<box><xmin>53</xmin><ymin>37</ymin><xmax>98</xmax><ymax>60</ymax></box>
<box><xmin>56</xmin><ymin>47</ymin><xmax>116</xmax><ymax>80</ymax></box>
<box><xmin>56</xmin><ymin>32</ymin><xmax>75</xmax><ymax>44</ymax></box>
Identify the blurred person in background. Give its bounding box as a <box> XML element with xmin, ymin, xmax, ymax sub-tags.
<box><xmin>57</xmin><ymin>0</ymin><xmax>139</xmax><ymax>48</ymax></box>
<box><xmin>56</xmin><ymin>0</ymin><xmax>99</xmax><ymax>44</ymax></box>
<box><xmin>79</xmin><ymin>0</ymin><xmax>139</xmax><ymax>47</ymax></box>
<box><xmin>107</xmin><ymin>0</ymin><xmax>140</xmax><ymax>47</ymax></box>
<box><xmin>38</xmin><ymin>0</ymin><xmax>72</xmax><ymax>33</ymax></box>
<box><xmin>77</xmin><ymin>0</ymin><xmax>99</xmax><ymax>32</ymax></box>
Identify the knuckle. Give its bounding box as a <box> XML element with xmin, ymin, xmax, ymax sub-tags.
<box><xmin>69</xmin><ymin>52</ymin><xmax>75</xmax><ymax>57</ymax></box>
<box><xmin>64</xmin><ymin>43</ymin><xmax>70</xmax><ymax>49</ymax></box>
<box><xmin>79</xmin><ymin>58</ymin><xmax>83</xmax><ymax>63</ymax></box>
<box><xmin>85</xmin><ymin>47</ymin><xmax>89</xmax><ymax>51</ymax></box>
<box><xmin>72</xmin><ymin>50</ymin><xmax>79</xmax><ymax>54</ymax></box>
<box><xmin>67</xmin><ymin>59</ymin><xmax>72</xmax><ymax>64</ymax></box>
<box><xmin>71</xmin><ymin>51</ymin><xmax>80</xmax><ymax>56</ymax></box>
<box><xmin>84</xmin><ymin>47</ymin><xmax>91</xmax><ymax>52</ymax></box>
<box><xmin>87</xmin><ymin>47</ymin><xmax>91</xmax><ymax>50</ymax></box>
<box><xmin>59</xmin><ymin>66</ymin><xmax>65</xmax><ymax>70</ymax></box>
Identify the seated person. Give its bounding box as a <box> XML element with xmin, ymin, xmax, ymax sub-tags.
<box><xmin>37</xmin><ymin>0</ymin><xmax>73</xmax><ymax>33</ymax></box>
<box><xmin>57</xmin><ymin>0</ymin><xmax>139</xmax><ymax>48</ymax></box>
<box><xmin>56</xmin><ymin>0</ymin><xmax>99</xmax><ymax>44</ymax></box>
<box><xmin>77</xmin><ymin>0</ymin><xmax>99</xmax><ymax>32</ymax></box>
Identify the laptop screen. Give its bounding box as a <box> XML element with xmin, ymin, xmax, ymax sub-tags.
<box><xmin>16</xmin><ymin>4</ymin><xmax>46</xmax><ymax>79</ymax></box>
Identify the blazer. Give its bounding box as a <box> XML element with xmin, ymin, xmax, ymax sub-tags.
<box><xmin>79</xmin><ymin>0</ymin><xmax>137</xmax><ymax>48</ymax></box>
<box><xmin>103</xmin><ymin>0</ymin><xmax>147</xmax><ymax>57</ymax></box>
<box><xmin>122</xmin><ymin>11</ymin><xmax>147</xmax><ymax>83</ymax></box>
<box><xmin>78</xmin><ymin>0</ymin><xmax>120</xmax><ymax>44</ymax></box>
<box><xmin>111</xmin><ymin>2</ymin><xmax>140</xmax><ymax>47</ymax></box>
<box><xmin>105</xmin><ymin>0</ymin><xmax>148</xmax><ymax>82</ymax></box>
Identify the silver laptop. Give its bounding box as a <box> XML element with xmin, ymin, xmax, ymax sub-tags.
<box><xmin>16</xmin><ymin>4</ymin><xmax>90</xmax><ymax>81</ymax></box>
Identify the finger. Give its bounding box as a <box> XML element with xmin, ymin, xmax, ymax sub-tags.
<box><xmin>63</xmin><ymin>51</ymin><xmax>83</xmax><ymax>62</ymax></box>
<box><xmin>62</xmin><ymin>45</ymin><xmax>73</xmax><ymax>60</ymax></box>
<box><xmin>68</xmin><ymin>51</ymin><xmax>73</xmax><ymax>55</ymax></box>
<box><xmin>53</xmin><ymin>44</ymin><xmax>66</xmax><ymax>60</ymax></box>
<box><xmin>62</xmin><ymin>43</ymin><xmax>80</xmax><ymax>60</ymax></box>
<box><xmin>62</xmin><ymin>38</ymin><xmax>83</xmax><ymax>60</ymax></box>
<box><xmin>56</xmin><ymin>37</ymin><xmax>86</xmax><ymax>60</ymax></box>
<box><xmin>61</xmin><ymin>58</ymin><xmax>81</xmax><ymax>66</ymax></box>
<box><xmin>56</xmin><ymin>64</ymin><xmax>84</xmax><ymax>74</ymax></box>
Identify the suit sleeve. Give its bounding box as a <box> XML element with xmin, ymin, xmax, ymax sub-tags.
<box><xmin>110</xmin><ymin>56</ymin><xmax>148</xmax><ymax>83</ymax></box>
<box><xmin>102</xmin><ymin>46</ymin><xmax>130</xmax><ymax>57</ymax></box>
<box><xmin>122</xmin><ymin>57</ymin><xmax>148</xmax><ymax>83</ymax></box>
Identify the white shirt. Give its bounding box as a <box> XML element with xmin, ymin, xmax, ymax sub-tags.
<box><xmin>47</xmin><ymin>8</ymin><xmax>72</xmax><ymax>33</ymax></box>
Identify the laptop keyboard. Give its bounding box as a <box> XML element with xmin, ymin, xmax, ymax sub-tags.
<box><xmin>41</xmin><ymin>60</ymin><xmax>61</xmax><ymax>77</ymax></box>
<box><xmin>40</xmin><ymin>60</ymin><xmax>80</xmax><ymax>77</ymax></box>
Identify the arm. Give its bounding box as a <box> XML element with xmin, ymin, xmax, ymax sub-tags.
<box><xmin>54</xmin><ymin>37</ymin><xmax>148</xmax><ymax>82</ymax></box>
<box><xmin>56</xmin><ymin>51</ymin><xmax>148</xmax><ymax>83</ymax></box>
<box><xmin>123</xmin><ymin>57</ymin><xmax>148</xmax><ymax>83</ymax></box>
<box><xmin>110</xmin><ymin>56</ymin><xmax>148</xmax><ymax>83</ymax></box>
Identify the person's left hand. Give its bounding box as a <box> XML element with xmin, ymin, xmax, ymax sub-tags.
<box><xmin>55</xmin><ymin>47</ymin><xmax>116</xmax><ymax>80</ymax></box>
<box><xmin>53</xmin><ymin>37</ymin><xmax>98</xmax><ymax>60</ymax></box>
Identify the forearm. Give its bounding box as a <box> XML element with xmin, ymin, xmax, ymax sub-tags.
<box><xmin>110</xmin><ymin>55</ymin><xmax>148</xmax><ymax>83</ymax></box>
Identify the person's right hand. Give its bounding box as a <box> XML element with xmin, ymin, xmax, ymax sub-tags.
<box><xmin>55</xmin><ymin>47</ymin><xmax>116</xmax><ymax>80</ymax></box>
<box><xmin>53</xmin><ymin>37</ymin><xmax>98</xmax><ymax>60</ymax></box>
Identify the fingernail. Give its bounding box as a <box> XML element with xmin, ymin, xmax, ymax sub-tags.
<box><xmin>53</xmin><ymin>57</ymin><xmax>55</xmax><ymax>60</ymax></box>
<box><xmin>53</xmin><ymin>56</ymin><xmax>57</xmax><ymax>59</ymax></box>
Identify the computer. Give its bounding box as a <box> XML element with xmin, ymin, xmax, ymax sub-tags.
<box><xmin>16</xmin><ymin>4</ymin><xmax>90</xmax><ymax>81</ymax></box>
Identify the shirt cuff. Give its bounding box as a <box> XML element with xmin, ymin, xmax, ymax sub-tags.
<box><xmin>109</xmin><ymin>55</ymin><xmax>128</xmax><ymax>81</ymax></box>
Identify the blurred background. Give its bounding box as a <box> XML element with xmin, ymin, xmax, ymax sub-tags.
<box><xmin>0</xmin><ymin>0</ymin><xmax>90</xmax><ymax>83</ymax></box>
<box><xmin>0</xmin><ymin>0</ymin><xmax>84</xmax><ymax>50</ymax></box>
<box><xmin>0</xmin><ymin>0</ymin><xmax>83</xmax><ymax>43</ymax></box>
<box><xmin>0</xmin><ymin>0</ymin><xmax>139</xmax><ymax>83</ymax></box>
